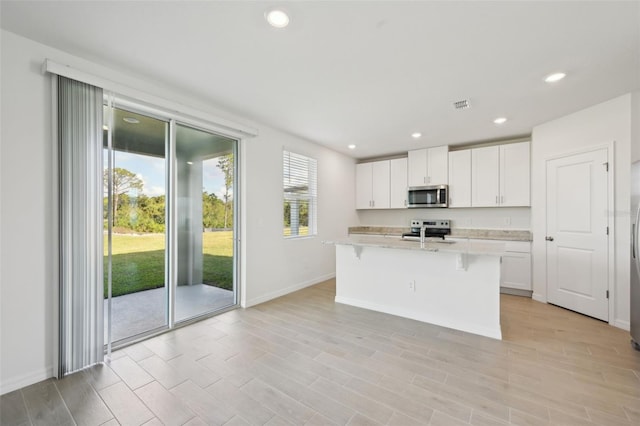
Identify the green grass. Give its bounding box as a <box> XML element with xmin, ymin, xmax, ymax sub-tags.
<box><xmin>104</xmin><ymin>231</ymin><xmax>233</xmax><ymax>298</ymax></box>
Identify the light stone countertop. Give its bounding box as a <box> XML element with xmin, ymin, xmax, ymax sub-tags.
<box><xmin>348</xmin><ymin>226</ymin><xmax>532</xmax><ymax>241</ymax></box>
<box><xmin>327</xmin><ymin>234</ymin><xmax>506</xmax><ymax>256</ymax></box>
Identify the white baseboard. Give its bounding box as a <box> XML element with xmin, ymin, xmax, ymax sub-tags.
<box><xmin>613</xmin><ymin>319</ymin><xmax>630</xmax><ymax>331</ymax></box>
<box><xmin>1</xmin><ymin>366</ymin><xmax>53</xmax><ymax>395</ymax></box>
<box><xmin>532</xmin><ymin>293</ymin><xmax>546</xmax><ymax>303</ymax></box>
<box><xmin>243</xmin><ymin>273</ymin><xmax>335</xmax><ymax>308</ymax></box>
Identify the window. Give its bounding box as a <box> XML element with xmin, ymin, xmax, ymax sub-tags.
<box><xmin>283</xmin><ymin>150</ymin><xmax>317</xmax><ymax>237</ymax></box>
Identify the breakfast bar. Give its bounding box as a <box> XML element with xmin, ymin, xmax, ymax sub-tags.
<box><xmin>332</xmin><ymin>235</ymin><xmax>505</xmax><ymax>339</ymax></box>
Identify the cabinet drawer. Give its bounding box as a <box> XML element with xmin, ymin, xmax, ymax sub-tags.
<box><xmin>504</xmin><ymin>241</ymin><xmax>531</xmax><ymax>253</ymax></box>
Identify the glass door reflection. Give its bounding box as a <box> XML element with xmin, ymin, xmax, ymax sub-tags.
<box><xmin>174</xmin><ymin>123</ymin><xmax>237</xmax><ymax>322</ymax></box>
<box><xmin>104</xmin><ymin>106</ymin><xmax>169</xmax><ymax>344</ymax></box>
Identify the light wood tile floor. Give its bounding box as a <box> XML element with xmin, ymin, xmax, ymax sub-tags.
<box><xmin>2</xmin><ymin>279</ymin><xmax>639</xmax><ymax>425</ymax></box>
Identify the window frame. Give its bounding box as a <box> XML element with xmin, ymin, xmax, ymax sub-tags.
<box><xmin>283</xmin><ymin>150</ymin><xmax>318</xmax><ymax>239</ymax></box>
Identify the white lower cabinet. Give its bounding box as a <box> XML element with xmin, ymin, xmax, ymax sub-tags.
<box><xmin>447</xmin><ymin>238</ymin><xmax>532</xmax><ymax>293</ymax></box>
<box><xmin>501</xmin><ymin>241</ymin><xmax>532</xmax><ymax>292</ymax></box>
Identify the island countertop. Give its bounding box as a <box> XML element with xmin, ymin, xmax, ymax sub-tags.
<box><xmin>327</xmin><ymin>234</ymin><xmax>506</xmax><ymax>256</ymax></box>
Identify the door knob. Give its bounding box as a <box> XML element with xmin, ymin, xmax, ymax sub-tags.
<box><xmin>545</xmin><ymin>236</ymin><xmax>554</xmax><ymax>241</ymax></box>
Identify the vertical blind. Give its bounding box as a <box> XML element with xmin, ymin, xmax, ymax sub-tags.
<box><xmin>58</xmin><ymin>76</ymin><xmax>104</xmax><ymax>376</ymax></box>
<box><xmin>283</xmin><ymin>150</ymin><xmax>317</xmax><ymax>237</ymax></box>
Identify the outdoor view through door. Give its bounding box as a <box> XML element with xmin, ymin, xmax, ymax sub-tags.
<box><xmin>103</xmin><ymin>104</ymin><xmax>237</xmax><ymax>346</ymax></box>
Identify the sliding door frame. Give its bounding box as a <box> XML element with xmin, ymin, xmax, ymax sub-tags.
<box><xmin>103</xmin><ymin>94</ymin><xmax>242</xmax><ymax>351</ymax></box>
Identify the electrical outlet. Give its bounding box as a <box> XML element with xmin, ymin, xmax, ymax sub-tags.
<box><xmin>408</xmin><ymin>281</ymin><xmax>416</xmax><ymax>292</ymax></box>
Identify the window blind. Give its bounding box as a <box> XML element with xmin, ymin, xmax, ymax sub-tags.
<box><xmin>283</xmin><ymin>151</ymin><xmax>317</xmax><ymax>237</ymax></box>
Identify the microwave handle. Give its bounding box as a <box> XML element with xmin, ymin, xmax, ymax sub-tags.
<box><xmin>436</xmin><ymin>188</ymin><xmax>441</xmax><ymax>203</ymax></box>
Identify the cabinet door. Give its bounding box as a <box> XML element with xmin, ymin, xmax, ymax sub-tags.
<box><xmin>501</xmin><ymin>252</ymin><xmax>532</xmax><ymax>290</ymax></box>
<box><xmin>471</xmin><ymin>146</ymin><xmax>500</xmax><ymax>207</ymax></box>
<box><xmin>500</xmin><ymin>141</ymin><xmax>530</xmax><ymax>206</ymax></box>
<box><xmin>389</xmin><ymin>158</ymin><xmax>408</xmax><ymax>208</ymax></box>
<box><xmin>356</xmin><ymin>162</ymin><xmax>373</xmax><ymax>209</ymax></box>
<box><xmin>448</xmin><ymin>150</ymin><xmax>471</xmax><ymax>207</ymax></box>
<box><xmin>371</xmin><ymin>160</ymin><xmax>390</xmax><ymax>209</ymax></box>
<box><xmin>427</xmin><ymin>145</ymin><xmax>449</xmax><ymax>185</ymax></box>
<box><xmin>407</xmin><ymin>149</ymin><xmax>427</xmax><ymax>187</ymax></box>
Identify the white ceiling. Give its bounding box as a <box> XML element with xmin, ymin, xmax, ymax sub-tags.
<box><xmin>1</xmin><ymin>1</ymin><xmax>639</xmax><ymax>159</ymax></box>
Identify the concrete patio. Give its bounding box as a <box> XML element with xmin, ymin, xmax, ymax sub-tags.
<box><xmin>104</xmin><ymin>284</ymin><xmax>234</xmax><ymax>342</ymax></box>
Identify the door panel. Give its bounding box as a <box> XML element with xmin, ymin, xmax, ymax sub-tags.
<box><xmin>546</xmin><ymin>148</ymin><xmax>608</xmax><ymax>321</ymax></box>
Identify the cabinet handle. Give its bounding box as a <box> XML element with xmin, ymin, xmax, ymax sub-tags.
<box><xmin>372</xmin><ymin>200</ymin><xmax>375</xmax><ymax>208</ymax></box>
<box><xmin>501</xmin><ymin>195</ymin><xmax>504</xmax><ymax>204</ymax></box>
<box><xmin>424</xmin><ymin>177</ymin><xmax>426</xmax><ymax>184</ymax></box>
<box><xmin>495</xmin><ymin>196</ymin><xmax>498</xmax><ymax>205</ymax></box>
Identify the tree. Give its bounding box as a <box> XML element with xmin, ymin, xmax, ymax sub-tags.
<box><xmin>103</xmin><ymin>167</ymin><xmax>144</xmax><ymax>224</ymax></box>
<box><xmin>217</xmin><ymin>153</ymin><xmax>233</xmax><ymax>228</ymax></box>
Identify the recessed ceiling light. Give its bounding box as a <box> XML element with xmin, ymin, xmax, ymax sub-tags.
<box><xmin>411</xmin><ymin>132</ymin><xmax>422</xmax><ymax>139</ymax></box>
<box><xmin>348</xmin><ymin>144</ymin><xmax>356</xmax><ymax>150</ymax></box>
<box><xmin>544</xmin><ymin>72</ymin><xmax>566</xmax><ymax>83</ymax></box>
<box><xmin>123</xmin><ymin>117</ymin><xmax>140</xmax><ymax>124</ymax></box>
<box><xmin>493</xmin><ymin>117</ymin><xmax>507</xmax><ymax>125</ymax></box>
<box><xmin>266</xmin><ymin>9</ymin><xmax>289</xmax><ymax>28</ymax></box>
<box><xmin>187</xmin><ymin>161</ymin><xmax>193</xmax><ymax>165</ymax></box>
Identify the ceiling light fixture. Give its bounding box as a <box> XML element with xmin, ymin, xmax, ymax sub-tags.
<box><xmin>544</xmin><ymin>72</ymin><xmax>566</xmax><ymax>83</ymax></box>
<box><xmin>348</xmin><ymin>144</ymin><xmax>356</xmax><ymax>150</ymax></box>
<box><xmin>411</xmin><ymin>132</ymin><xmax>422</xmax><ymax>139</ymax></box>
<box><xmin>493</xmin><ymin>117</ymin><xmax>507</xmax><ymax>125</ymax></box>
<box><xmin>123</xmin><ymin>117</ymin><xmax>140</xmax><ymax>124</ymax></box>
<box><xmin>266</xmin><ymin>9</ymin><xmax>290</xmax><ymax>28</ymax></box>
<box><xmin>187</xmin><ymin>161</ymin><xmax>193</xmax><ymax>165</ymax></box>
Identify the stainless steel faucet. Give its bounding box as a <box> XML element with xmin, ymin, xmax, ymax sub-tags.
<box><xmin>420</xmin><ymin>225</ymin><xmax>427</xmax><ymax>248</ymax></box>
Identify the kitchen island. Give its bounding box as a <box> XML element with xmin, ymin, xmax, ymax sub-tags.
<box><xmin>332</xmin><ymin>235</ymin><xmax>505</xmax><ymax>340</ymax></box>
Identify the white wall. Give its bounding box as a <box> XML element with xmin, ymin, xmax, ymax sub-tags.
<box><xmin>0</xmin><ymin>30</ymin><xmax>357</xmax><ymax>394</ymax></box>
<box><xmin>531</xmin><ymin>93</ymin><xmax>635</xmax><ymax>330</ymax></box>
<box><xmin>241</xmin><ymin>126</ymin><xmax>357</xmax><ymax>307</ymax></box>
<box><xmin>633</xmin><ymin>92</ymin><xmax>640</xmax><ymax>163</ymax></box>
<box><xmin>357</xmin><ymin>207</ymin><xmax>531</xmax><ymax>230</ymax></box>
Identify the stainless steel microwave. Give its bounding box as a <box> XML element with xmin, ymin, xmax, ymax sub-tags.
<box><xmin>407</xmin><ymin>185</ymin><xmax>448</xmax><ymax>208</ymax></box>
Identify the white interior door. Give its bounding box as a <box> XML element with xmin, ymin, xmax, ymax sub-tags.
<box><xmin>546</xmin><ymin>148</ymin><xmax>609</xmax><ymax>321</ymax></box>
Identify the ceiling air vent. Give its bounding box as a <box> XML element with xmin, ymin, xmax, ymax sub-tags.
<box><xmin>453</xmin><ymin>99</ymin><xmax>470</xmax><ymax>110</ymax></box>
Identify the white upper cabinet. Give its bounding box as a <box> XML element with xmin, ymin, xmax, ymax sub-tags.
<box><xmin>407</xmin><ymin>145</ymin><xmax>448</xmax><ymax>187</ymax></box>
<box><xmin>356</xmin><ymin>160</ymin><xmax>390</xmax><ymax>209</ymax></box>
<box><xmin>500</xmin><ymin>142</ymin><xmax>530</xmax><ymax>206</ymax></box>
<box><xmin>389</xmin><ymin>158</ymin><xmax>408</xmax><ymax>208</ymax></box>
<box><xmin>471</xmin><ymin>146</ymin><xmax>501</xmax><ymax>207</ymax></box>
<box><xmin>471</xmin><ymin>141</ymin><xmax>530</xmax><ymax>207</ymax></box>
<box><xmin>427</xmin><ymin>145</ymin><xmax>449</xmax><ymax>185</ymax></box>
<box><xmin>356</xmin><ymin>162</ymin><xmax>373</xmax><ymax>209</ymax></box>
<box><xmin>448</xmin><ymin>149</ymin><xmax>472</xmax><ymax>207</ymax></box>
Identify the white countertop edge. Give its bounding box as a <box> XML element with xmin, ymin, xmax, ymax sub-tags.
<box><xmin>324</xmin><ymin>235</ymin><xmax>506</xmax><ymax>256</ymax></box>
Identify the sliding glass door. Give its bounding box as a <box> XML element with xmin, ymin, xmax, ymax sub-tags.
<box><xmin>174</xmin><ymin>124</ymin><xmax>237</xmax><ymax>322</ymax></box>
<box><xmin>103</xmin><ymin>101</ymin><xmax>238</xmax><ymax>348</ymax></box>
<box><xmin>104</xmin><ymin>107</ymin><xmax>169</xmax><ymax>343</ymax></box>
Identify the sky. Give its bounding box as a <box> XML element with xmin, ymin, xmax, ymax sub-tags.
<box><xmin>107</xmin><ymin>151</ymin><xmax>229</xmax><ymax>198</ymax></box>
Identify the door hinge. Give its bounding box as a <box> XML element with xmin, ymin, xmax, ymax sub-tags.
<box><xmin>606</xmin><ymin>290</ymin><xmax>609</xmax><ymax>299</ymax></box>
<box><xmin>603</xmin><ymin>162</ymin><xmax>609</xmax><ymax>172</ymax></box>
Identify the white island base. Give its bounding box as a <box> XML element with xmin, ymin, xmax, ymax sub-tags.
<box><xmin>335</xmin><ymin>243</ymin><xmax>502</xmax><ymax>340</ymax></box>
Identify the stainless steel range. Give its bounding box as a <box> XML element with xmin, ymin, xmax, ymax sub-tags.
<box><xmin>402</xmin><ymin>219</ymin><xmax>451</xmax><ymax>240</ymax></box>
